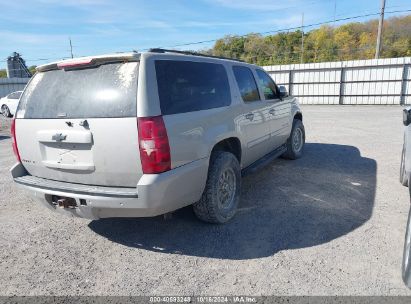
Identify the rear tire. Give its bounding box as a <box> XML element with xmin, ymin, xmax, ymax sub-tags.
<box><xmin>282</xmin><ymin>119</ymin><xmax>305</xmax><ymax>160</ymax></box>
<box><xmin>1</xmin><ymin>105</ymin><xmax>11</xmax><ymax>118</ymax></box>
<box><xmin>193</xmin><ymin>151</ymin><xmax>241</xmax><ymax>224</ymax></box>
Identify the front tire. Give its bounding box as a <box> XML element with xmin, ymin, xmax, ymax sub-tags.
<box><xmin>283</xmin><ymin>119</ymin><xmax>305</xmax><ymax>160</ymax></box>
<box><xmin>193</xmin><ymin>151</ymin><xmax>241</xmax><ymax>224</ymax></box>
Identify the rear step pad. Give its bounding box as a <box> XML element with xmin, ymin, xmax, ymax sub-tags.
<box><xmin>14</xmin><ymin>175</ymin><xmax>138</xmax><ymax>198</ymax></box>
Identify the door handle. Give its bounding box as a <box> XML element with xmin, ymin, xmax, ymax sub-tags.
<box><xmin>245</xmin><ymin>113</ymin><xmax>254</xmax><ymax>121</ymax></box>
<box><xmin>269</xmin><ymin>108</ymin><xmax>276</xmax><ymax>115</ymax></box>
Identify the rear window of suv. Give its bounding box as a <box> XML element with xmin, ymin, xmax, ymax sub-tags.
<box><xmin>155</xmin><ymin>60</ymin><xmax>231</xmax><ymax>115</ymax></box>
<box><xmin>17</xmin><ymin>62</ymin><xmax>139</xmax><ymax>119</ymax></box>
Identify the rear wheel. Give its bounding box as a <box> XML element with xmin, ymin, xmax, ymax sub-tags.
<box><xmin>282</xmin><ymin>119</ymin><xmax>305</xmax><ymax>160</ymax></box>
<box><xmin>1</xmin><ymin>105</ymin><xmax>11</xmax><ymax>118</ymax></box>
<box><xmin>193</xmin><ymin>151</ymin><xmax>241</xmax><ymax>224</ymax></box>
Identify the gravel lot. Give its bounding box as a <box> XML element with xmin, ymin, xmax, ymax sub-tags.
<box><xmin>1</xmin><ymin>106</ymin><xmax>411</xmax><ymax>296</ymax></box>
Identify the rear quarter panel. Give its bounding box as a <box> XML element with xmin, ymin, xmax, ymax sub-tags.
<box><xmin>140</xmin><ymin>53</ymin><xmax>247</xmax><ymax>169</ymax></box>
<box><xmin>164</xmin><ymin>104</ymin><xmax>245</xmax><ymax>168</ymax></box>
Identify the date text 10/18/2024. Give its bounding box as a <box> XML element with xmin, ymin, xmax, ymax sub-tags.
<box><xmin>149</xmin><ymin>296</ymin><xmax>257</xmax><ymax>303</ymax></box>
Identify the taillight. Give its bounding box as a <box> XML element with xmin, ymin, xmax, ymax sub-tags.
<box><xmin>137</xmin><ymin>116</ymin><xmax>171</xmax><ymax>174</ymax></box>
<box><xmin>11</xmin><ymin>118</ymin><xmax>21</xmax><ymax>162</ymax></box>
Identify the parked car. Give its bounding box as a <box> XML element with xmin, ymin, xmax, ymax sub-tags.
<box><xmin>401</xmin><ymin>108</ymin><xmax>411</xmax><ymax>287</ymax></box>
<box><xmin>1</xmin><ymin>91</ymin><xmax>23</xmax><ymax>117</ymax></box>
<box><xmin>10</xmin><ymin>49</ymin><xmax>304</xmax><ymax>223</ymax></box>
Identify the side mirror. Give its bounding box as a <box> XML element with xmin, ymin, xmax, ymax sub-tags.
<box><xmin>403</xmin><ymin>109</ymin><xmax>411</xmax><ymax>126</ymax></box>
<box><xmin>279</xmin><ymin>85</ymin><xmax>288</xmax><ymax>98</ymax></box>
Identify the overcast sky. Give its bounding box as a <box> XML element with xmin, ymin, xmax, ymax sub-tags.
<box><xmin>0</xmin><ymin>0</ymin><xmax>410</xmax><ymax>69</ymax></box>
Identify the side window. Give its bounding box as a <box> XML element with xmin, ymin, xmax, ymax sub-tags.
<box><xmin>256</xmin><ymin>69</ymin><xmax>279</xmax><ymax>100</ymax></box>
<box><xmin>155</xmin><ymin>60</ymin><xmax>231</xmax><ymax>115</ymax></box>
<box><xmin>232</xmin><ymin>66</ymin><xmax>260</xmax><ymax>102</ymax></box>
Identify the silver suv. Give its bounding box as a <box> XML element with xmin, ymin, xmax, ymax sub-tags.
<box><xmin>400</xmin><ymin>108</ymin><xmax>411</xmax><ymax>287</ymax></box>
<box><xmin>10</xmin><ymin>49</ymin><xmax>305</xmax><ymax>223</ymax></box>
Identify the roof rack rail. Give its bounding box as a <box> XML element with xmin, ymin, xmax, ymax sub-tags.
<box><xmin>148</xmin><ymin>48</ymin><xmax>244</xmax><ymax>62</ymax></box>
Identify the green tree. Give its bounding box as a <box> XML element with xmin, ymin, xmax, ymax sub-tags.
<box><xmin>28</xmin><ymin>65</ymin><xmax>37</xmax><ymax>76</ymax></box>
<box><xmin>213</xmin><ymin>35</ymin><xmax>246</xmax><ymax>59</ymax></box>
<box><xmin>305</xmin><ymin>26</ymin><xmax>336</xmax><ymax>62</ymax></box>
<box><xmin>209</xmin><ymin>14</ymin><xmax>411</xmax><ymax>65</ymax></box>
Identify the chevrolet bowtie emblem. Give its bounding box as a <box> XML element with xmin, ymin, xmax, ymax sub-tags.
<box><xmin>52</xmin><ymin>133</ymin><xmax>67</xmax><ymax>142</ymax></box>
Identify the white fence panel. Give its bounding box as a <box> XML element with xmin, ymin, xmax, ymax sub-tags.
<box><xmin>0</xmin><ymin>78</ymin><xmax>29</xmax><ymax>98</ymax></box>
<box><xmin>405</xmin><ymin>65</ymin><xmax>411</xmax><ymax>105</ymax></box>
<box><xmin>264</xmin><ymin>57</ymin><xmax>411</xmax><ymax>105</ymax></box>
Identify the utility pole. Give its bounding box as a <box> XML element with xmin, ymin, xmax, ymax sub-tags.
<box><xmin>375</xmin><ymin>0</ymin><xmax>386</xmax><ymax>59</ymax></box>
<box><xmin>333</xmin><ymin>0</ymin><xmax>337</xmax><ymax>27</ymax></box>
<box><xmin>301</xmin><ymin>12</ymin><xmax>304</xmax><ymax>64</ymax></box>
<box><xmin>69</xmin><ymin>37</ymin><xmax>74</xmax><ymax>59</ymax></box>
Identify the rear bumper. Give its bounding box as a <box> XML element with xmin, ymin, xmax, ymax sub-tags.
<box><xmin>11</xmin><ymin>159</ymin><xmax>208</xmax><ymax>219</ymax></box>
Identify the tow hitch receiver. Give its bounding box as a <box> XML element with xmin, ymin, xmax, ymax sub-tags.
<box><xmin>52</xmin><ymin>196</ymin><xmax>77</xmax><ymax>209</ymax></box>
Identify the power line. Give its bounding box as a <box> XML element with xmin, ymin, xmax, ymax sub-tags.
<box><xmin>1</xmin><ymin>8</ymin><xmax>410</xmax><ymax>65</ymax></box>
<box><xmin>156</xmin><ymin>8</ymin><xmax>411</xmax><ymax>49</ymax></box>
<box><xmin>3</xmin><ymin>46</ymin><xmax>378</xmax><ymax>68</ymax></box>
<box><xmin>0</xmin><ymin>56</ymin><xmax>70</xmax><ymax>63</ymax></box>
<box><xmin>334</xmin><ymin>4</ymin><xmax>407</xmax><ymax>19</ymax></box>
<box><xmin>242</xmin><ymin>45</ymin><xmax>378</xmax><ymax>62</ymax></box>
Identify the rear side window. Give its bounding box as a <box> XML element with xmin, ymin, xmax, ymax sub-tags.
<box><xmin>232</xmin><ymin>66</ymin><xmax>260</xmax><ymax>102</ymax></box>
<box><xmin>155</xmin><ymin>60</ymin><xmax>231</xmax><ymax>115</ymax></box>
<box><xmin>17</xmin><ymin>62</ymin><xmax>139</xmax><ymax>119</ymax></box>
<box><xmin>256</xmin><ymin>69</ymin><xmax>279</xmax><ymax>100</ymax></box>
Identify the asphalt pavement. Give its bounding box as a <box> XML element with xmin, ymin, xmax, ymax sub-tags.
<box><xmin>0</xmin><ymin>106</ymin><xmax>410</xmax><ymax>296</ymax></box>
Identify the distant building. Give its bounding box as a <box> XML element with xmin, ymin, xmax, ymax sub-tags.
<box><xmin>6</xmin><ymin>52</ymin><xmax>32</xmax><ymax>78</ymax></box>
